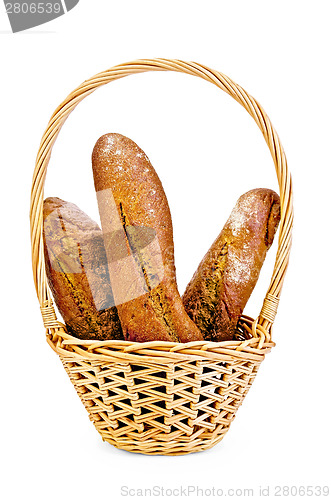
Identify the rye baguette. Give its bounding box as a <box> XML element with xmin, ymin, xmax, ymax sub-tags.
<box><xmin>43</xmin><ymin>197</ymin><xmax>123</xmax><ymax>340</ymax></box>
<box><xmin>182</xmin><ymin>188</ymin><xmax>281</xmax><ymax>341</ymax></box>
<box><xmin>92</xmin><ymin>133</ymin><xmax>203</xmax><ymax>343</ymax></box>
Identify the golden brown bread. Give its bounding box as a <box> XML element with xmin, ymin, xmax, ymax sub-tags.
<box><xmin>182</xmin><ymin>188</ymin><xmax>281</xmax><ymax>342</ymax></box>
<box><xmin>43</xmin><ymin>197</ymin><xmax>123</xmax><ymax>340</ymax></box>
<box><xmin>92</xmin><ymin>133</ymin><xmax>203</xmax><ymax>343</ymax></box>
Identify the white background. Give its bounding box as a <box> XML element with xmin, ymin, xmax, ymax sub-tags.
<box><xmin>1</xmin><ymin>1</ymin><xmax>330</xmax><ymax>499</ymax></box>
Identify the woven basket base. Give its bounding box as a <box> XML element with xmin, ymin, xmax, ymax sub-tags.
<box><xmin>62</xmin><ymin>355</ymin><xmax>259</xmax><ymax>456</ymax></box>
<box><xmin>50</xmin><ymin>319</ymin><xmax>273</xmax><ymax>455</ymax></box>
<box><xmin>101</xmin><ymin>431</ymin><xmax>227</xmax><ymax>456</ymax></box>
<box><xmin>60</xmin><ymin>354</ymin><xmax>255</xmax><ymax>456</ymax></box>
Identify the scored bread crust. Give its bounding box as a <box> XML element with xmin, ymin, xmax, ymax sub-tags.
<box><xmin>92</xmin><ymin>133</ymin><xmax>203</xmax><ymax>343</ymax></box>
<box><xmin>182</xmin><ymin>188</ymin><xmax>281</xmax><ymax>342</ymax></box>
<box><xmin>43</xmin><ymin>197</ymin><xmax>123</xmax><ymax>340</ymax></box>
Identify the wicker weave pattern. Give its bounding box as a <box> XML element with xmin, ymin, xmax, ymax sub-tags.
<box><xmin>30</xmin><ymin>59</ymin><xmax>293</xmax><ymax>455</ymax></box>
<box><xmin>45</xmin><ymin>317</ymin><xmax>273</xmax><ymax>454</ymax></box>
<box><xmin>49</xmin><ymin>317</ymin><xmax>268</xmax><ymax>455</ymax></box>
<box><xmin>61</xmin><ymin>358</ymin><xmax>259</xmax><ymax>455</ymax></box>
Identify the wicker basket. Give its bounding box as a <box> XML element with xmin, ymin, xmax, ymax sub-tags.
<box><xmin>30</xmin><ymin>59</ymin><xmax>293</xmax><ymax>455</ymax></box>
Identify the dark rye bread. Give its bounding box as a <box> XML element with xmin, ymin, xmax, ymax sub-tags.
<box><xmin>182</xmin><ymin>189</ymin><xmax>281</xmax><ymax>342</ymax></box>
<box><xmin>92</xmin><ymin>133</ymin><xmax>203</xmax><ymax>343</ymax></box>
<box><xmin>43</xmin><ymin>197</ymin><xmax>123</xmax><ymax>340</ymax></box>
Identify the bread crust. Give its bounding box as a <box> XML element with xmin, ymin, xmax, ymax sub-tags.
<box><xmin>182</xmin><ymin>188</ymin><xmax>281</xmax><ymax>341</ymax></box>
<box><xmin>43</xmin><ymin>197</ymin><xmax>123</xmax><ymax>340</ymax></box>
<box><xmin>92</xmin><ymin>133</ymin><xmax>203</xmax><ymax>343</ymax></box>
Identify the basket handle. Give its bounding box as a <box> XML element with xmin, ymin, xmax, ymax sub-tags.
<box><xmin>30</xmin><ymin>58</ymin><xmax>293</xmax><ymax>338</ymax></box>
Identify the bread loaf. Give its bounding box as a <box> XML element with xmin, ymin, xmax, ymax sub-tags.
<box><xmin>92</xmin><ymin>133</ymin><xmax>203</xmax><ymax>343</ymax></box>
<box><xmin>43</xmin><ymin>197</ymin><xmax>123</xmax><ymax>340</ymax></box>
<box><xmin>182</xmin><ymin>188</ymin><xmax>280</xmax><ymax>341</ymax></box>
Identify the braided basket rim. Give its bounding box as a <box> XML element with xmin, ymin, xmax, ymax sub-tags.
<box><xmin>47</xmin><ymin>315</ymin><xmax>275</xmax><ymax>365</ymax></box>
